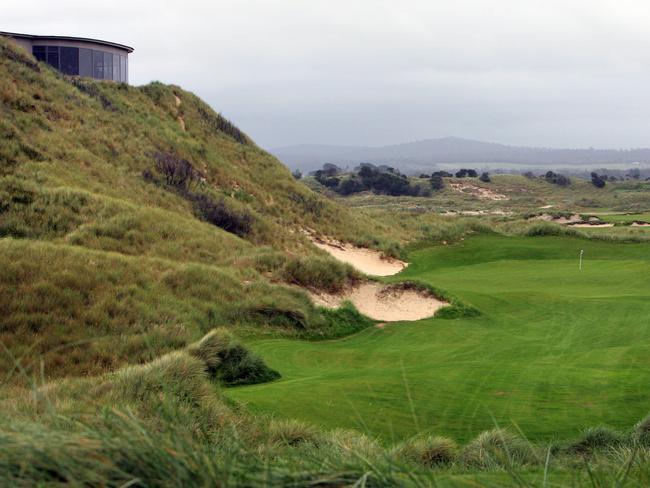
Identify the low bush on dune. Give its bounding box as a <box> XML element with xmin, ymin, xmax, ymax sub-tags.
<box><xmin>281</xmin><ymin>255</ymin><xmax>359</xmax><ymax>293</ymax></box>
<box><xmin>191</xmin><ymin>193</ymin><xmax>254</xmax><ymax>238</ymax></box>
<box><xmin>461</xmin><ymin>428</ymin><xmax>537</xmax><ymax>468</ymax></box>
<box><xmin>187</xmin><ymin>328</ymin><xmax>280</xmax><ymax>386</ymax></box>
<box><xmin>524</xmin><ymin>222</ymin><xmax>580</xmax><ymax>238</ymax></box>
<box><xmin>393</xmin><ymin>435</ymin><xmax>458</xmax><ymax>467</ymax></box>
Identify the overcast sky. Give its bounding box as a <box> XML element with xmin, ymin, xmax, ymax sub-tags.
<box><xmin>5</xmin><ymin>0</ymin><xmax>650</xmax><ymax>149</ymax></box>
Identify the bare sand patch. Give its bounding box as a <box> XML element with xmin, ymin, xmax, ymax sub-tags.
<box><xmin>448</xmin><ymin>182</ymin><xmax>509</xmax><ymax>201</ymax></box>
<box><xmin>310</xmin><ymin>282</ymin><xmax>447</xmax><ymax>322</ymax></box>
<box><xmin>631</xmin><ymin>222</ymin><xmax>650</xmax><ymax>227</ymax></box>
<box><xmin>442</xmin><ymin>210</ymin><xmax>512</xmax><ymax>216</ymax></box>
<box><xmin>530</xmin><ymin>213</ymin><xmax>582</xmax><ymax>224</ymax></box>
<box><xmin>310</xmin><ymin>238</ymin><xmax>407</xmax><ymax>276</ymax></box>
<box><xmin>570</xmin><ymin>223</ymin><xmax>614</xmax><ymax>228</ymax></box>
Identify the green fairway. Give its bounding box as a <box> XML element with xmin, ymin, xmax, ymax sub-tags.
<box><xmin>596</xmin><ymin>212</ymin><xmax>650</xmax><ymax>223</ymax></box>
<box><xmin>227</xmin><ymin>235</ymin><xmax>650</xmax><ymax>443</ymax></box>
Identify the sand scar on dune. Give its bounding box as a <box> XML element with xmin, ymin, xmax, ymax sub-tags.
<box><xmin>310</xmin><ymin>238</ymin><xmax>407</xmax><ymax>276</ymax></box>
<box><xmin>310</xmin><ymin>282</ymin><xmax>448</xmax><ymax>322</ymax></box>
<box><xmin>448</xmin><ymin>182</ymin><xmax>509</xmax><ymax>201</ymax></box>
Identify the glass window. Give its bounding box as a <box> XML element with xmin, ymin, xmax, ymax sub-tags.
<box><xmin>46</xmin><ymin>46</ymin><xmax>59</xmax><ymax>70</ymax></box>
<box><xmin>92</xmin><ymin>50</ymin><xmax>103</xmax><ymax>79</ymax></box>
<box><xmin>103</xmin><ymin>52</ymin><xmax>113</xmax><ymax>80</ymax></box>
<box><xmin>113</xmin><ymin>54</ymin><xmax>120</xmax><ymax>81</ymax></box>
<box><xmin>79</xmin><ymin>48</ymin><xmax>92</xmax><ymax>77</ymax></box>
<box><xmin>59</xmin><ymin>47</ymin><xmax>79</xmax><ymax>75</ymax></box>
<box><xmin>121</xmin><ymin>56</ymin><xmax>127</xmax><ymax>83</ymax></box>
<box><xmin>32</xmin><ymin>46</ymin><xmax>46</xmax><ymax>63</ymax></box>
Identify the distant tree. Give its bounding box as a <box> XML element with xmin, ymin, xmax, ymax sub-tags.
<box><xmin>467</xmin><ymin>169</ymin><xmax>478</xmax><ymax>178</ymax></box>
<box><xmin>291</xmin><ymin>169</ymin><xmax>302</xmax><ymax>180</ymax></box>
<box><xmin>430</xmin><ymin>175</ymin><xmax>445</xmax><ymax>190</ymax></box>
<box><xmin>522</xmin><ymin>171</ymin><xmax>536</xmax><ymax>179</ymax></box>
<box><xmin>479</xmin><ymin>172</ymin><xmax>491</xmax><ymax>183</ymax></box>
<box><xmin>590</xmin><ymin>172</ymin><xmax>606</xmax><ymax>188</ymax></box>
<box><xmin>419</xmin><ymin>174</ymin><xmax>430</xmax><ymax>179</ymax></box>
<box><xmin>432</xmin><ymin>171</ymin><xmax>453</xmax><ymax>178</ymax></box>
<box><xmin>321</xmin><ymin>163</ymin><xmax>341</xmax><ymax>177</ymax></box>
<box><xmin>455</xmin><ymin>169</ymin><xmax>468</xmax><ymax>178</ymax></box>
<box><xmin>338</xmin><ymin>177</ymin><xmax>365</xmax><ymax>195</ymax></box>
<box><xmin>545</xmin><ymin>171</ymin><xmax>570</xmax><ymax>187</ymax></box>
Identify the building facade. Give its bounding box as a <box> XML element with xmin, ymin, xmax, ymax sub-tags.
<box><xmin>1</xmin><ymin>32</ymin><xmax>133</xmax><ymax>83</ymax></box>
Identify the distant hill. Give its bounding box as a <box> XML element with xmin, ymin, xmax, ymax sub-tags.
<box><xmin>271</xmin><ymin>137</ymin><xmax>650</xmax><ymax>173</ymax></box>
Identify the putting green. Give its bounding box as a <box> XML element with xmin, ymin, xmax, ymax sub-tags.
<box><xmin>227</xmin><ymin>236</ymin><xmax>650</xmax><ymax>443</ymax></box>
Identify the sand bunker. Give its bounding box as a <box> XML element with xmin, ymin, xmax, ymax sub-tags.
<box><xmin>530</xmin><ymin>213</ymin><xmax>582</xmax><ymax>224</ymax></box>
<box><xmin>310</xmin><ymin>282</ymin><xmax>447</xmax><ymax>322</ymax></box>
<box><xmin>631</xmin><ymin>222</ymin><xmax>650</xmax><ymax>227</ymax></box>
<box><xmin>570</xmin><ymin>223</ymin><xmax>614</xmax><ymax>228</ymax></box>
<box><xmin>448</xmin><ymin>183</ymin><xmax>509</xmax><ymax>201</ymax></box>
<box><xmin>310</xmin><ymin>239</ymin><xmax>407</xmax><ymax>276</ymax></box>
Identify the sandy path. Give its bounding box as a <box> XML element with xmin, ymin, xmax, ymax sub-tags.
<box><xmin>311</xmin><ymin>240</ymin><xmax>407</xmax><ymax>276</ymax></box>
<box><xmin>310</xmin><ymin>282</ymin><xmax>447</xmax><ymax>321</ymax></box>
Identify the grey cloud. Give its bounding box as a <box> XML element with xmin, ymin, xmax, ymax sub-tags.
<box><xmin>5</xmin><ymin>0</ymin><xmax>650</xmax><ymax>149</ymax></box>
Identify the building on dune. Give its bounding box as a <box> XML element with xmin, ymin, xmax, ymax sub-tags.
<box><xmin>1</xmin><ymin>31</ymin><xmax>133</xmax><ymax>83</ymax></box>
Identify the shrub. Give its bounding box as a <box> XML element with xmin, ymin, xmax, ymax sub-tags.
<box><xmin>393</xmin><ymin>435</ymin><xmax>458</xmax><ymax>467</ymax></box>
<box><xmin>192</xmin><ymin>194</ymin><xmax>253</xmax><ymax>237</ymax></box>
<box><xmin>544</xmin><ymin>171</ymin><xmax>570</xmax><ymax>186</ymax></box>
<box><xmin>430</xmin><ymin>175</ymin><xmax>444</xmax><ymax>190</ymax></box>
<box><xmin>152</xmin><ymin>151</ymin><xmax>203</xmax><ymax>191</ymax></box>
<box><xmin>218</xmin><ymin>343</ymin><xmax>280</xmax><ymax>385</ymax></box>
<box><xmin>197</xmin><ymin>106</ymin><xmax>249</xmax><ymax>144</ymax></box>
<box><xmin>281</xmin><ymin>256</ymin><xmax>357</xmax><ymax>293</ymax></box>
<box><xmin>566</xmin><ymin>426</ymin><xmax>626</xmax><ymax>454</ymax></box>
<box><xmin>461</xmin><ymin>428</ymin><xmax>536</xmax><ymax>468</ymax></box>
<box><xmin>479</xmin><ymin>172</ymin><xmax>491</xmax><ymax>183</ymax></box>
<box><xmin>187</xmin><ymin>328</ymin><xmax>280</xmax><ymax>386</ymax></box>
<box><xmin>524</xmin><ymin>222</ymin><xmax>579</xmax><ymax>237</ymax></box>
<box><xmin>591</xmin><ymin>172</ymin><xmax>606</xmax><ymax>188</ymax></box>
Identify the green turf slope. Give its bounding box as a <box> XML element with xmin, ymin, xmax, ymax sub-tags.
<box><xmin>228</xmin><ymin>235</ymin><xmax>650</xmax><ymax>443</ymax></box>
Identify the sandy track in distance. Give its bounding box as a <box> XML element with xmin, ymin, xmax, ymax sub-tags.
<box><xmin>310</xmin><ymin>282</ymin><xmax>447</xmax><ymax>321</ymax></box>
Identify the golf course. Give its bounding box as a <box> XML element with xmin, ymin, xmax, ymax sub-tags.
<box><xmin>228</xmin><ymin>235</ymin><xmax>650</xmax><ymax>443</ymax></box>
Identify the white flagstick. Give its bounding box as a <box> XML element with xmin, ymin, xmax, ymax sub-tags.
<box><xmin>579</xmin><ymin>249</ymin><xmax>584</xmax><ymax>271</ymax></box>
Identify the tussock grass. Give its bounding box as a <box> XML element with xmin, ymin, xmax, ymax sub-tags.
<box><xmin>281</xmin><ymin>255</ymin><xmax>360</xmax><ymax>293</ymax></box>
<box><xmin>461</xmin><ymin>428</ymin><xmax>538</xmax><ymax>469</ymax></box>
<box><xmin>393</xmin><ymin>435</ymin><xmax>458</xmax><ymax>467</ymax></box>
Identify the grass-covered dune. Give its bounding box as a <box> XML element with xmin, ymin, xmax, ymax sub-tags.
<box><xmin>0</xmin><ymin>37</ymin><xmax>393</xmax><ymax>379</ymax></box>
<box><xmin>230</xmin><ymin>235</ymin><xmax>650</xmax><ymax>443</ymax></box>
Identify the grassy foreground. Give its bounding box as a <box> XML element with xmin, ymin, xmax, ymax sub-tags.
<box><xmin>229</xmin><ymin>235</ymin><xmax>650</xmax><ymax>443</ymax></box>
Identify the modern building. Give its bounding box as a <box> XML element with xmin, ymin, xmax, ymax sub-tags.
<box><xmin>1</xmin><ymin>31</ymin><xmax>133</xmax><ymax>83</ymax></box>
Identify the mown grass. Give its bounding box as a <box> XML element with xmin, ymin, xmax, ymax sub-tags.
<box><xmin>228</xmin><ymin>235</ymin><xmax>650</xmax><ymax>444</ymax></box>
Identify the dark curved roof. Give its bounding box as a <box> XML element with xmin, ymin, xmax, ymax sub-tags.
<box><xmin>0</xmin><ymin>31</ymin><xmax>134</xmax><ymax>53</ymax></box>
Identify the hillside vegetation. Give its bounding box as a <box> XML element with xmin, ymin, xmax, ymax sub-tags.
<box><xmin>4</xmin><ymin>38</ymin><xmax>650</xmax><ymax>486</ymax></box>
<box><xmin>0</xmin><ymin>37</ymin><xmax>396</xmax><ymax>380</ymax></box>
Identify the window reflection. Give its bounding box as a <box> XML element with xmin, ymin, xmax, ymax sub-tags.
<box><xmin>31</xmin><ymin>45</ymin><xmax>128</xmax><ymax>82</ymax></box>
